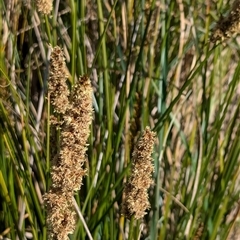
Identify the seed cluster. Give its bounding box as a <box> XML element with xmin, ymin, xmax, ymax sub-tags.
<box><xmin>122</xmin><ymin>127</ymin><xmax>156</xmax><ymax>219</ymax></box>
<box><xmin>36</xmin><ymin>0</ymin><xmax>53</xmax><ymax>15</ymax></box>
<box><xmin>44</xmin><ymin>47</ymin><xmax>93</xmax><ymax>240</ymax></box>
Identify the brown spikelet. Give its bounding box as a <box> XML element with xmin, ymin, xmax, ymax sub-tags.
<box><xmin>129</xmin><ymin>92</ymin><xmax>142</xmax><ymax>155</ymax></box>
<box><xmin>44</xmin><ymin>73</ymin><xmax>93</xmax><ymax>240</ymax></box>
<box><xmin>211</xmin><ymin>0</ymin><xmax>240</xmax><ymax>42</ymax></box>
<box><xmin>52</xmin><ymin>75</ymin><xmax>93</xmax><ymax>192</ymax></box>
<box><xmin>48</xmin><ymin>46</ymin><xmax>69</xmax><ymax>115</ymax></box>
<box><xmin>36</xmin><ymin>0</ymin><xmax>53</xmax><ymax>15</ymax></box>
<box><xmin>44</xmin><ymin>190</ymin><xmax>76</xmax><ymax>240</ymax></box>
<box><xmin>122</xmin><ymin>127</ymin><xmax>156</xmax><ymax>219</ymax></box>
<box><xmin>48</xmin><ymin>46</ymin><xmax>69</xmax><ymax>114</ymax></box>
<box><xmin>193</xmin><ymin>222</ymin><xmax>204</xmax><ymax>240</ymax></box>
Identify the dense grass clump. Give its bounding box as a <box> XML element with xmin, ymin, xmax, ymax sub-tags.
<box><xmin>0</xmin><ymin>0</ymin><xmax>239</xmax><ymax>239</ymax></box>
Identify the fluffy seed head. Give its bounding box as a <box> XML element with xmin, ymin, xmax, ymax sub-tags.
<box><xmin>48</xmin><ymin>46</ymin><xmax>69</xmax><ymax>114</ymax></box>
<box><xmin>45</xmin><ymin>74</ymin><xmax>93</xmax><ymax>239</ymax></box>
<box><xmin>122</xmin><ymin>127</ymin><xmax>156</xmax><ymax>219</ymax></box>
<box><xmin>36</xmin><ymin>0</ymin><xmax>53</xmax><ymax>15</ymax></box>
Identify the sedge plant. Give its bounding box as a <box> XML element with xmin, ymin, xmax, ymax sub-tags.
<box><xmin>0</xmin><ymin>0</ymin><xmax>239</xmax><ymax>240</ymax></box>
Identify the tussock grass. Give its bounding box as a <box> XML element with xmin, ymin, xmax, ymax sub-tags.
<box><xmin>0</xmin><ymin>0</ymin><xmax>239</xmax><ymax>239</ymax></box>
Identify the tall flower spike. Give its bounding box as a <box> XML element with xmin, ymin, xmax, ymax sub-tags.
<box><xmin>44</xmin><ymin>75</ymin><xmax>93</xmax><ymax>240</ymax></box>
<box><xmin>211</xmin><ymin>0</ymin><xmax>240</xmax><ymax>43</ymax></box>
<box><xmin>48</xmin><ymin>46</ymin><xmax>69</xmax><ymax>115</ymax></box>
<box><xmin>122</xmin><ymin>127</ymin><xmax>156</xmax><ymax>219</ymax></box>
<box><xmin>44</xmin><ymin>190</ymin><xmax>76</xmax><ymax>240</ymax></box>
<box><xmin>51</xmin><ymin>75</ymin><xmax>93</xmax><ymax>192</ymax></box>
<box><xmin>36</xmin><ymin>0</ymin><xmax>53</xmax><ymax>15</ymax></box>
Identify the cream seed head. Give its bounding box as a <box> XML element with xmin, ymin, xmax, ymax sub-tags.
<box><xmin>48</xmin><ymin>46</ymin><xmax>70</xmax><ymax>115</ymax></box>
<box><xmin>58</xmin><ymin>75</ymin><xmax>93</xmax><ymax>191</ymax></box>
<box><xmin>36</xmin><ymin>0</ymin><xmax>53</xmax><ymax>15</ymax></box>
<box><xmin>43</xmin><ymin>190</ymin><xmax>76</xmax><ymax>240</ymax></box>
<box><xmin>44</xmin><ymin>71</ymin><xmax>93</xmax><ymax>239</ymax></box>
<box><xmin>122</xmin><ymin>127</ymin><xmax>156</xmax><ymax>219</ymax></box>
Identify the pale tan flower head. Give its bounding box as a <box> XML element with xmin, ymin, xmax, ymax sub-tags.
<box><xmin>43</xmin><ymin>190</ymin><xmax>76</xmax><ymax>240</ymax></box>
<box><xmin>36</xmin><ymin>0</ymin><xmax>53</xmax><ymax>15</ymax></box>
<box><xmin>51</xmin><ymin>75</ymin><xmax>93</xmax><ymax>192</ymax></box>
<box><xmin>44</xmin><ymin>74</ymin><xmax>93</xmax><ymax>239</ymax></box>
<box><xmin>48</xmin><ymin>46</ymin><xmax>69</xmax><ymax>115</ymax></box>
<box><xmin>122</xmin><ymin>127</ymin><xmax>156</xmax><ymax>219</ymax></box>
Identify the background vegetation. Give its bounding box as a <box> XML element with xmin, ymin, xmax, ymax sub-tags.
<box><xmin>0</xmin><ymin>0</ymin><xmax>239</xmax><ymax>239</ymax></box>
